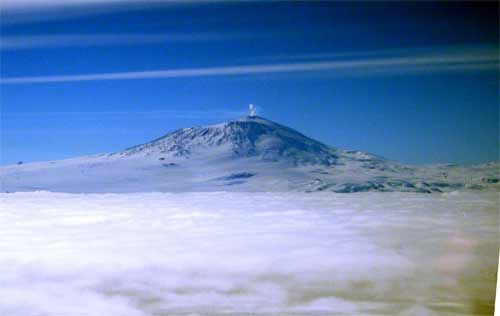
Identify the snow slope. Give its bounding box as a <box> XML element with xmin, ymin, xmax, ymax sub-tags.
<box><xmin>1</xmin><ymin>116</ymin><xmax>498</xmax><ymax>193</ymax></box>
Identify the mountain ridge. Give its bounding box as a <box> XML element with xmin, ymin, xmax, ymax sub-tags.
<box><xmin>1</xmin><ymin>115</ymin><xmax>498</xmax><ymax>193</ymax></box>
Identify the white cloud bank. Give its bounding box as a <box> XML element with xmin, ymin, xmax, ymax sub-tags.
<box><xmin>0</xmin><ymin>191</ymin><xmax>497</xmax><ymax>315</ymax></box>
<box><xmin>1</xmin><ymin>50</ymin><xmax>497</xmax><ymax>84</ymax></box>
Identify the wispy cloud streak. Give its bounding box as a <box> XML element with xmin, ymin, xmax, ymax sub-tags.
<box><xmin>0</xmin><ymin>0</ymin><xmax>225</xmax><ymax>25</ymax></box>
<box><xmin>0</xmin><ymin>32</ymin><xmax>251</xmax><ymax>50</ymax></box>
<box><xmin>2</xmin><ymin>109</ymin><xmax>245</xmax><ymax>120</ymax></box>
<box><xmin>1</xmin><ymin>51</ymin><xmax>497</xmax><ymax>85</ymax></box>
<box><xmin>0</xmin><ymin>0</ymin><xmax>209</xmax><ymax>10</ymax></box>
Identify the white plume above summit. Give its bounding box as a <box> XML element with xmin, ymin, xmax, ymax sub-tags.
<box><xmin>248</xmin><ymin>104</ymin><xmax>257</xmax><ymax>117</ymax></box>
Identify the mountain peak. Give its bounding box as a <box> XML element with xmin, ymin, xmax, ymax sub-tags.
<box><xmin>236</xmin><ymin>115</ymin><xmax>278</xmax><ymax>125</ymax></box>
<box><xmin>119</xmin><ymin>115</ymin><xmax>337</xmax><ymax>166</ymax></box>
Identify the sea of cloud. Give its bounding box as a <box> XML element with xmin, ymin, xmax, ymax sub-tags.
<box><xmin>0</xmin><ymin>191</ymin><xmax>497</xmax><ymax>315</ymax></box>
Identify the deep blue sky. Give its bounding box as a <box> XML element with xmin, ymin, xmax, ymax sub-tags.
<box><xmin>1</xmin><ymin>1</ymin><xmax>498</xmax><ymax>165</ymax></box>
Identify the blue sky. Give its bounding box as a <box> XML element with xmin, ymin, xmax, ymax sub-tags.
<box><xmin>1</xmin><ymin>1</ymin><xmax>498</xmax><ymax>165</ymax></box>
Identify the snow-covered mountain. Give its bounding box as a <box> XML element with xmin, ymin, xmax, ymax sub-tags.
<box><xmin>1</xmin><ymin>115</ymin><xmax>498</xmax><ymax>193</ymax></box>
<box><xmin>120</xmin><ymin>116</ymin><xmax>339</xmax><ymax>165</ymax></box>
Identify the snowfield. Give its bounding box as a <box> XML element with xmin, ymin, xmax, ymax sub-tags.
<box><xmin>0</xmin><ymin>191</ymin><xmax>497</xmax><ymax>315</ymax></box>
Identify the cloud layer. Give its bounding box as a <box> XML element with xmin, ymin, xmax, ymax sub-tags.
<box><xmin>0</xmin><ymin>191</ymin><xmax>497</xmax><ymax>315</ymax></box>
